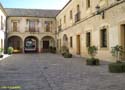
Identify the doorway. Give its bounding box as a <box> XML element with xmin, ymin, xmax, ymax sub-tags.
<box><xmin>43</xmin><ymin>41</ymin><xmax>49</xmax><ymax>49</ymax></box>
<box><xmin>41</xmin><ymin>36</ymin><xmax>55</xmax><ymax>53</ymax></box>
<box><xmin>76</xmin><ymin>35</ymin><xmax>81</xmax><ymax>55</ymax></box>
<box><xmin>121</xmin><ymin>25</ymin><xmax>125</xmax><ymax>60</ymax></box>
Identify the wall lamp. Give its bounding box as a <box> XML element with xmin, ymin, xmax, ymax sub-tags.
<box><xmin>96</xmin><ymin>5</ymin><xmax>105</xmax><ymax>19</ymax></box>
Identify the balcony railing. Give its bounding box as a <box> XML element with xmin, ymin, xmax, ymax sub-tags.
<box><xmin>75</xmin><ymin>12</ymin><xmax>80</xmax><ymax>23</ymax></box>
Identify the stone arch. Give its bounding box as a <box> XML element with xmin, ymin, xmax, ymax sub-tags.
<box><xmin>24</xmin><ymin>36</ymin><xmax>39</xmax><ymax>53</ymax></box>
<box><xmin>41</xmin><ymin>36</ymin><xmax>55</xmax><ymax>52</ymax></box>
<box><xmin>8</xmin><ymin>36</ymin><xmax>23</xmax><ymax>53</ymax></box>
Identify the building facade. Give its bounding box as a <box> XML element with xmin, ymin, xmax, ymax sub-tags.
<box><xmin>6</xmin><ymin>8</ymin><xmax>59</xmax><ymax>53</ymax></box>
<box><xmin>0</xmin><ymin>0</ymin><xmax>125</xmax><ymax>61</ymax></box>
<box><xmin>0</xmin><ymin>3</ymin><xmax>7</xmax><ymax>51</ymax></box>
<box><xmin>56</xmin><ymin>0</ymin><xmax>125</xmax><ymax>61</ymax></box>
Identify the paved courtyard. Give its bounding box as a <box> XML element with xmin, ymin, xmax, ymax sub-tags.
<box><xmin>0</xmin><ymin>54</ymin><xmax>124</xmax><ymax>90</ymax></box>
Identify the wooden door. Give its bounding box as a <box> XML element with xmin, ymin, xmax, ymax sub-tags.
<box><xmin>121</xmin><ymin>25</ymin><xmax>125</xmax><ymax>60</ymax></box>
<box><xmin>77</xmin><ymin>35</ymin><xmax>81</xmax><ymax>55</ymax></box>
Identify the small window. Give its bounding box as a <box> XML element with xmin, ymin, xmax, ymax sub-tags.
<box><xmin>13</xmin><ymin>22</ymin><xmax>17</xmax><ymax>32</ymax></box>
<box><xmin>100</xmin><ymin>29</ymin><xmax>107</xmax><ymax>48</ymax></box>
<box><xmin>70</xmin><ymin>37</ymin><xmax>73</xmax><ymax>48</ymax></box>
<box><xmin>86</xmin><ymin>32</ymin><xmax>91</xmax><ymax>47</ymax></box>
<box><xmin>75</xmin><ymin>5</ymin><xmax>80</xmax><ymax>22</ymax></box>
<box><xmin>70</xmin><ymin>10</ymin><xmax>73</xmax><ymax>19</ymax></box>
<box><xmin>86</xmin><ymin>0</ymin><xmax>91</xmax><ymax>9</ymax></box>
<box><xmin>29</xmin><ymin>20</ymin><xmax>35</xmax><ymax>32</ymax></box>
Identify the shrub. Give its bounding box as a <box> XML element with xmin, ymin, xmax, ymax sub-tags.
<box><xmin>63</xmin><ymin>53</ymin><xmax>72</xmax><ymax>58</ymax></box>
<box><xmin>7</xmin><ymin>47</ymin><xmax>14</xmax><ymax>54</ymax></box>
<box><xmin>61</xmin><ymin>46</ymin><xmax>69</xmax><ymax>55</ymax></box>
<box><xmin>122</xmin><ymin>62</ymin><xmax>125</xmax><ymax>72</ymax></box>
<box><xmin>49</xmin><ymin>46</ymin><xmax>56</xmax><ymax>53</ymax></box>
<box><xmin>86</xmin><ymin>46</ymin><xmax>99</xmax><ymax>65</ymax></box>
<box><xmin>86</xmin><ymin>58</ymin><xmax>99</xmax><ymax>65</ymax></box>
<box><xmin>108</xmin><ymin>62</ymin><xmax>123</xmax><ymax>73</ymax></box>
<box><xmin>88</xmin><ymin>46</ymin><xmax>98</xmax><ymax>59</ymax></box>
<box><xmin>52</xmin><ymin>47</ymin><xmax>56</xmax><ymax>53</ymax></box>
<box><xmin>109</xmin><ymin>45</ymin><xmax>125</xmax><ymax>73</ymax></box>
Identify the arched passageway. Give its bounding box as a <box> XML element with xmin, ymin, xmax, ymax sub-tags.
<box><xmin>24</xmin><ymin>36</ymin><xmax>38</xmax><ymax>53</ymax></box>
<box><xmin>41</xmin><ymin>36</ymin><xmax>55</xmax><ymax>52</ymax></box>
<box><xmin>8</xmin><ymin>36</ymin><xmax>22</xmax><ymax>53</ymax></box>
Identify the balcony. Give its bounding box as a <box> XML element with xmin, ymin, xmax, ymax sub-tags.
<box><xmin>75</xmin><ymin>12</ymin><xmax>80</xmax><ymax>23</ymax></box>
<box><xmin>58</xmin><ymin>25</ymin><xmax>62</xmax><ymax>32</ymax></box>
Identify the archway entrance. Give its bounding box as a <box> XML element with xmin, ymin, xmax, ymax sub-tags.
<box><xmin>24</xmin><ymin>36</ymin><xmax>38</xmax><ymax>53</ymax></box>
<box><xmin>41</xmin><ymin>36</ymin><xmax>55</xmax><ymax>52</ymax></box>
<box><xmin>8</xmin><ymin>36</ymin><xmax>22</xmax><ymax>53</ymax></box>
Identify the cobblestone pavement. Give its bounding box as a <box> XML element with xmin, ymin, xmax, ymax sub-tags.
<box><xmin>0</xmin><ymin>53</ymin><xmax>125</xmax><ymax>90</ymax></box>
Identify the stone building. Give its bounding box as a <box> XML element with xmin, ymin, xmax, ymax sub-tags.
<box><xmin>0</xmin><ymin>3</ymin><xmax>7</xmax><ymax>51</ymax></box>
<box><xmin>0</xmin><ymin>0</ymin><xmax>125</xmax><ymax>61</ymax></box>
<box><xmin>5</xmin><ymin>8</ymin><xmax>59</xmax><ymax>53</ymax></box>
<box><xmin>56</xmin><ymin>0</ymin><xmax>125</xmax><ymax>61</ymax></box>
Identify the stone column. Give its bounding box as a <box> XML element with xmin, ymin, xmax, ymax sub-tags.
<box><xmin>38</xmin><ymin>39</ymin><xmax>41</xmax><ymax>53</ymax></box>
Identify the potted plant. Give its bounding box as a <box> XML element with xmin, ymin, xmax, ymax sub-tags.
<box><xmin>51</xmin><ymin>47</ymin><xmax>56</xmax><ymax>53</ymax></box>
<box><xmin>61</xmin><ymin>46</ymin><xmax>69</xmax><ymax>56</ymax></box>
<box><xmin>0</xmin><ymin>48</ymin><xmax>4</xmax><ymax>58</ymax></box>
<box><xmin>7</xmin><ymin>47</ymin><xmax>14</xmax><ymax>55</ymax></box>
<box><xmin>86</xmin><ymin>46</ymin><xmax>99</xmax><ymax>65</ymax></box>
<box><xmin>61</xmin><ymin>46</ymin><xmax>72</xmax><ymax>58</ymax></box>
<box><xmin>49</xmin><ymin>46</ymin><xmax>56</xmax><ymax>53</ymax></box>
<box><xmin>109</xmin><ymin>45</ymin><xmax>125</xmax><ymax>73</ymax></box>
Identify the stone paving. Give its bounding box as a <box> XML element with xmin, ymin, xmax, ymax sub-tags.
<box><xmin>0</xmin><ymin>53</ymin><xmax>125</xmax><ymax>90</ymax></box>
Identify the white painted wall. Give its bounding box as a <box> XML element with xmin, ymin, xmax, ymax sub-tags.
<box><xmin>0</xmin><ymin>9</ymin><xmax>6</xmax><ymax>49</ymax></box>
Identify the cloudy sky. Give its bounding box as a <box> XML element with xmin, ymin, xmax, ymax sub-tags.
<box><xmin>0</xmin><ymin>0</ymin><xmax>70</xmax><ymax>10</ymax></box>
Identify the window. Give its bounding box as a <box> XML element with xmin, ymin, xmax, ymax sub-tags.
<box><xmin>13</xmin><ymin>22</ymin><xmax>17</xmax><ymax>32</ymax></box>
<box><xmin>45</xmin><ymin>21</ymin><xmax>52</xmax><ymax>32</ymax></box>
<box><xmin>64</xmin><ymin>15</ymin><xmax>66</xmax><ymax>23</ymax></box>
<box><xmin>60</xmin><ymin>19</ymin><xmax>61</xmax><ymax>25</ymax></box>
<box><xmin>86</xmin><ymin>0</ymin><xmax>91</xmax><ymax>9</ymax></box>
<box><xmin>29</xmin><ymin>20</ymin><xmax>35</xmax><ymax>32</ymax></box>
<box><xmin>100</xmin><ymin>29</ymin><xmax>107</xmax><ymax>48</ymax></box>
<box><xmin>75</xmin><ymin>4</ymin><xmax>80</xmax><ymax>22</ymax></box>
<box><xmin>58</xmin><ymin>19</ymin><xmax>62</xmax><ymax>32</ymax></box>
<box><xmin>86</xmin><ymin>32</ymin><xmax>91</xmax><ymax>47</ymax></box>
<box><xmin>70</xmin><ymin>10</ymin><xmax>73</xmax><ymax>19</ymax></box>
<box><xmin>70</xmin><ymin>37</ymin><xmax>73</xmax><ymax>48</ymax></box>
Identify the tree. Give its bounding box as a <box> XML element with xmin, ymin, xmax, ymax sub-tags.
<box><xmin>111</xmin><ymin>45</ymin><xmax>124</xmax><ymax>63</ymax></box>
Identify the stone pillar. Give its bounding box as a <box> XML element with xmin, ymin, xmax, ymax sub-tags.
<box><xmin>38</xmin><ymin>39</ymin><xmax>41</xmax><ymax>53</ymax></box>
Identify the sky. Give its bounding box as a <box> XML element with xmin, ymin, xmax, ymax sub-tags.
<box><xmin>0</xmin><ymin>0</ymin><xmax>70</xmax><ymax>10</ymax></box>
